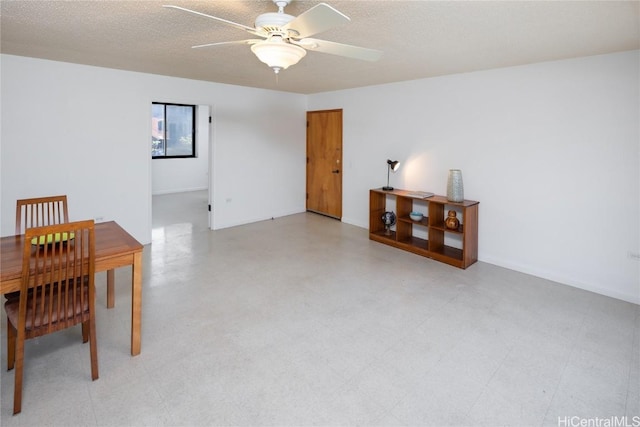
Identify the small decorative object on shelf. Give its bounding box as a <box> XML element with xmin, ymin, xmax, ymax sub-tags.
<box><xmin>409</xmin><ymin>211</ymin><xmax>423</xmax><ymax>221</ymax></box>
<box><xmin>447</xmin><ymin>169</ymin><xmax>464</xmax><ymax>202</ymax></box>
<box><xmin>381</xmin><ymin>211</ymin><xmax>397</xmax><ymax>235</ymax></box>
<box><xmin>445</xmin><ymin>210</ymin><xmax>460</xmax><ymax>230</ymax></box>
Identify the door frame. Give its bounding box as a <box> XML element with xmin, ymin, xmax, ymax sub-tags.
<box><xmin>148</xmin><ymin>102</ymin><xmax>212</xmax><ymax>236</ymax></box>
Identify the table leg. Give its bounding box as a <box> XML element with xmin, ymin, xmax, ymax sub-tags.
<box><xmin>107</xmin><ymin>270</ymin><xmax>115</xmax><ymax>308</ymax></box>
<box><xmin>131</xmin><ymin>251</ymin><xmax>143</xmax><ymax>356</ymax></box>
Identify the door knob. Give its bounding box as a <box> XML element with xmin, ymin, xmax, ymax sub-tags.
<box><xmin>332</xmin><ymin>169</ymin><xmax>340</xmax><ymax>174</ymax></box>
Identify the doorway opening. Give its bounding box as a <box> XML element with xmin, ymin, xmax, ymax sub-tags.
<box><xmin>151</xmin><ymin>104</ymin><xmax>212</xmax><ymax>234</ymax></box>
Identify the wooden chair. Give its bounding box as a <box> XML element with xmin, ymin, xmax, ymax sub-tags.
<box><xmin>15</xmin><ymin>195</ymin><xmax>69</xmax><ymax>235</ymax></box>
<box><xmin>5</xmin><ymin>220</ymin><xmax>99</xmax><ymax>415</ymax></box>
<box><xmin>7</xmin><ymin>196</ymin><xmax>71</xmax><ymax>302</ymax></box>
<box><xmin>15</xmin><ymin>195</ymin><xmax>116</xmax><ymax>308</ymax></box>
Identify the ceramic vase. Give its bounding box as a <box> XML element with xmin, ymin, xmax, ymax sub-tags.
<box><xmin>447</xmin><ymin>169</ymin><xmax>464</xmax><ymax>202</ymax></box>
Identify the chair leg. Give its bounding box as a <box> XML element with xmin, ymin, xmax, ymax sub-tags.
<box><xmin>82</xmin><ymin>323</ymin><xmax>89</xmax><ymax>343</ymax></box>
<box><xmin>87</xmin><ymin>319</ymin><xmax>99</xmax><ymax>381</ymax></box>
<box><xmin>13</xmin><ymin>331</ymin><xmax>25</xmax><ymax>415</ymax></box>
<box><xmin>7</xmin><ymin>320</ymin><xmax>16</xmax><ymax>371</ymax></box>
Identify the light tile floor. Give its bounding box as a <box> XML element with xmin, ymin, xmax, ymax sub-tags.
<box><xmin>1</xmin><ymin>190</ymin><xmax>638</xmax><ymax>426</ymax></box>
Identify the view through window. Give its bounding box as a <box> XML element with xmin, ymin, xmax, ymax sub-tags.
<box><xmin>152</xmin><ymin>103</ymin><xmax>196</xmax><ymax>158</ymax></box>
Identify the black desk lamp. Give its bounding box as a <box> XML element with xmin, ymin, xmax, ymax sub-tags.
<box><xmin>383</xmin><ymin>159</ymin><xmax>400</xmax><ymax>191</ymax></box>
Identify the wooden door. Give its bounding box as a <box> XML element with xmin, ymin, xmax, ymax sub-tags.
<box><xmin>306</xmin><ymin>109</ymin><xmax>342</xmax><ymax>219</ymax></box>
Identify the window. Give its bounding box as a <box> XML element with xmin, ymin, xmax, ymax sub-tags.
<box><xmin>152</xmin><ymin>103</ymin><xmax>196</xmax><ymax>158</ymax></box>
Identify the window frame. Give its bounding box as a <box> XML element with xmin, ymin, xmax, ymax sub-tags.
<box><xmin>152</xmin><ymin>102</ymin><xmax>197</xmax><ymax>159</ymax></box>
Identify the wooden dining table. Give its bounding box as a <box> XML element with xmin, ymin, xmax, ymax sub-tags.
<box><xmin>0</xmin><ymin>221</ymin><xmax>144</xmax><ymax>356</ymax></box>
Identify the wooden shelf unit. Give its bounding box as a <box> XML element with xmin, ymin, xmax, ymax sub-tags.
<box><xmin>369</xmin><ymin>188</ymin><xmax>479</xmax><ymax>269</ymax></box>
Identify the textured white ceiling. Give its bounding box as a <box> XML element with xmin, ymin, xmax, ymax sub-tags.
<box><xmin>1</xmin><ymin>1</ymin><xmax>638</xmax><ymax>94</ymax></box>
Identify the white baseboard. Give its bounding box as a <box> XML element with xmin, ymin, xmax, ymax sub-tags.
<box><xmin>479</xmin><ymin>255</ymin><xmax>640</xmax><ymax>305</ymax></box>
<box><xmin>152</xmin><ymin>187</ymin><xmax>207</xmax><ymax>196</ymax></box>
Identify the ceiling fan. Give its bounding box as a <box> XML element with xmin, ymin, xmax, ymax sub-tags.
<box><xmin>164</xmin><ymin>0</ymin><xmax>383</xmax><ymax>74</ymax></box>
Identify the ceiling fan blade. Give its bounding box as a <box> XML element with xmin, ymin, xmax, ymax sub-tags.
<box><xmin>296</xmin><ymin>38</ymin><xmax>383</xmax><ymax>62</ymax></box>
<box><xmin>163</xmin><ymin>5</ymin><xmax>261</xmax><ymax>36</ymax></box>
<box><xmin>193</xmin><ymin>39</ymin><xmax>262</xmax><ymax>49</ymax></box>
<box><xmin>282</xmin><ymin>3</ymin><xmax>350</xmax><ymax>39</ymax></box>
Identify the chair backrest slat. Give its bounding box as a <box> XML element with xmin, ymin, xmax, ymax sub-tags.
<box><xmin>16</xmin><ymin>195</ymin><xmax>69</xmax><ymax>235</ymax></box>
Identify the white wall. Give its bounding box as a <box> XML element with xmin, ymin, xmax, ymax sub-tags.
<box><xmin>0</xmin><ymin>55</ymin><xmax>307</xmax><ymax>244</ymax></box>
<box><xmin>151</xmin><ymin>105</ymin><xmax>209</xmax><ymax>195</ymax></box>
<box><xmin>308</xmin><ymin>50</ymin><xmax>640</xmax><ymax>304</ymax></box>
<box><xmin>2</xmin><ymin>51</ymin><xmax>638</xmax><ymax>304</ymax></box>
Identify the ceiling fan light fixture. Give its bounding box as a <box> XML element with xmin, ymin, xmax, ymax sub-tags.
<box><xmin>250</xmin><ymin>38</ymin><xmax>306</xmax><ymax>74</ymax></box>
<box><xmin>166</xmin><ymin>0</ymin><xmax>383</xmax><ymax>77</ymax></box>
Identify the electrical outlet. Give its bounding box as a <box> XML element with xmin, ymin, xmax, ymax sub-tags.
<box><xmin>628</xmin><ymin>251</ymin><xmax>640</xmax><ymax>261</ymax></box>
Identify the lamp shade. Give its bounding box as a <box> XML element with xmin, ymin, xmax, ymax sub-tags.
<box><xmin>251</xmin><ymin>37</ymin><xmax>306</xmax><ymax>74</ymax></box>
